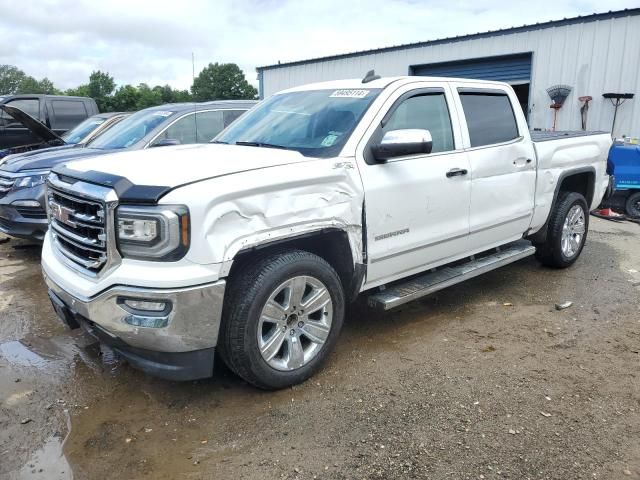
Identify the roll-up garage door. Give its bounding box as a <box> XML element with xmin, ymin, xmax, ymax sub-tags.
<box><xmin>411</xmin><ymin>53</ymin><xmax>532</xmax><ymax>83</ymax></box>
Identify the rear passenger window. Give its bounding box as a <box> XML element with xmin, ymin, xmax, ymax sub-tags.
<box><xmin>383</xmin><ymin>93</ymin><xmax>454</xmax><ymax>153</ymax></box>
<box><xmin>51</xmin><ymin>100</ymin><xmax>88</xmax><ymax>130</ymax></box>
<box><xmin>459</xmin><ymin>92</ymin><xmax>519</xmax><ymax>147</ymax></box>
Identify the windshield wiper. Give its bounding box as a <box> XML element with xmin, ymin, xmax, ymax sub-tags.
<box><xmin>235</xmin><ymin>141</ymin><xmax>289</xmax><ymax>150</ymax></box>
<box><xmin>211</xmin><ymin>140</ymin><xmax>228</xmax><ymax>144</ymax></box>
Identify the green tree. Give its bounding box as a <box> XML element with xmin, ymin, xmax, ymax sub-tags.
<box><xmin>87</xmin><ymin>71</ymin><xmax>116</xmax><ymax>111</ymax></box>
<box><xmin>36</xmin><ymin>77</ymin><xmax>59</xmax><ymax>94</ymax></box>
<box><xmin>136</xmin><ymin>83</ymin><xmax>163</xmax><ymax>109</ymax></box>
<box><xmin>14</xmin><ymin>75</ymin><xmax>60</xmax><ymax>94</ymax></box>
<box><xmin>16</xmin><ymin>76</ymin><xmax>41</xmax><ymax>93</ymax></box>
<box><xmin>111</xmin><ymin>85</ymin><xmax>140</xmax><ymax>112</ymax></box>
<box><xmin>0</xmin><ymin>65</ymin><xmax>28</xmax><ymax>94</ymax></box>
<box><xmin>191</xmin><ymin>63</ymin><xmax>257</xmax><ymax>101</ymax></box>
<box><xmin>65</xmin><ymin>84</ymin><xmax>90</xmax><ymax>98</ymax></box>
<box><xmin>152</xmin><ymin>84</ymin><xmax>191</xmax><ymax>104</ymax></box>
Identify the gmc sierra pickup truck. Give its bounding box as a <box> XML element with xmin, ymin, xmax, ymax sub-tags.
<box><xmin>41</xmin><ymin>76</ymin><xmax>612</xmax><ymax>389</ymax></box>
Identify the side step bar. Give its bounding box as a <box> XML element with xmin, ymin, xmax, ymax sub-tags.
<box><xmin>367</xmin><ymin>240</ymin><xmax>536</xmax><ymax>310</ymax></box>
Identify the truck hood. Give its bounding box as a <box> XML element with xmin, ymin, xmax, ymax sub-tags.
<box><xmin>0</xmin><ymin>147</ymin><xmax>109</xmax><ymax>173</ymax></box>
<box><xmin>0</xmin><ymin>105</ymin><xmax>64</xmax><ymax>144</ymax></box>
<box><xmin>63</xmin><ymin>143</ymin><xmax>311</xmax><ymax>188</ymax></box>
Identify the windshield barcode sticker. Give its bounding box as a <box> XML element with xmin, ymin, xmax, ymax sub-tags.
<box><xmin>330</xmin><ymin>89</ymin><xmax>370</xmax><ymax>99</ymax></box>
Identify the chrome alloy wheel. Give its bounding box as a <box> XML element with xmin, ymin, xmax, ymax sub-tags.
<box><xmin>257</xmin><ymin>276</ymin><xmax>333</xmax><ymax>371</ymax></box>
<box><xmin>561</xmin><ymin>204</ymin><xmax>586</xmax><ymax>258</ymax></box>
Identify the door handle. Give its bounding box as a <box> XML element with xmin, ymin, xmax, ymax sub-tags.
<box><xmin>446</xmin><ymin>168</ymin><xmax>468</xmax><ymax>178</ymax></box>
<box><xmin>513</xmin><ymin>157</ymin><xmax>533</xmax><ymax>167</ymax></box>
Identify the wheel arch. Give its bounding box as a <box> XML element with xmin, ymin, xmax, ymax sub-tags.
<box><xmin>528</xmin><ymin>167</ymin><xmax>595</xmax><ymax>244</ymax></box>
<box><xmin>228</xmin><ymin>228</ymin><xmax>366</xmax><ymax>302</ymax></box>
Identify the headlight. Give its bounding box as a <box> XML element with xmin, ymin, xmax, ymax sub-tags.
<box><xmin>116</xmin><ymin>205</ymin><xmax>190</xmax><ymax>261</ymax></box>
<box><xmin>14</xmin><ymin>173</ymin><xmax>48</xmax><ymax>189</ymax></box>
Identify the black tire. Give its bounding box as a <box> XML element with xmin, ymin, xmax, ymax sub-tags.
<box><xmin>534</xmin><ymin>191</ymin><xmax>589</xmax><ymax>268</ymax></box>
<box><xmin>219</xmin><ymin>250</ymin><xmax>345</xmax><ymax>390</ymax></box>
<box><xmin>625</xmin><ymin>192</ymin><xmax>640</xmax><ymax>218</ymax></box>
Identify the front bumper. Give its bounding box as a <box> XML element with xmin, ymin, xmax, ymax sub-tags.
<box><xmin>43</xmin><ymin>270</ymin><xmax>226</xmax><ymax>381</ymax></box>
<box><xmin>0</xmin><ymin>183</ymin><xmax>48</xmax><ymax>241</ymax></box>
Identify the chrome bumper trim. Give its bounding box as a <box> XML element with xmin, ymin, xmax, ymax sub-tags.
<box><xmin>43</xmin><ymin>269</ymin><xmax>226</xmax><ymax>353</ymax></box>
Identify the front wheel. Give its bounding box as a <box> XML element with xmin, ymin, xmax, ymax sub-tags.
<box><xmin>219</xmin><ymin>250</ymin><xmax>345</xmax><ymax>390</ymax></box>
<box><xmin>535</xmin><ymin>191</ymin><xmax>589</xmax><ymax>268</ymax></box>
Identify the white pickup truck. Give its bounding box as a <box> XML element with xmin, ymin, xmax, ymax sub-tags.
<box><xmin>41</xmin><ymin>75</ymin><xmax>612</xmax><ymax>389</ymax></box>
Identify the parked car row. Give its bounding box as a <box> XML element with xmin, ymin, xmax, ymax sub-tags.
<box><xmin>0</xmin><ymin>107</ymin><xmax>128</xmax><ymax>159</ymax></box>
<box><xmin>0</xmin><ymin>99</ymin><xmax>256</xmax><ymax>240</ymax></box>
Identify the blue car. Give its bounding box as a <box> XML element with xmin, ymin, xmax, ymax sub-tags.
<box><xmin>0</xmin><ymin>100</ymin><xmax>256</xmax><ymax>240</ymax></box>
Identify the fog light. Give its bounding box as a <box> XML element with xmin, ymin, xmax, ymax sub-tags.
<box><xmin>123</xmin><ymin>299</ymin><xmax>167</xmax><ymax>312</ymax></box>
<box><xmin>11</xmin><ymin>200</ymin><xmax>41</xmax><ymax>207</ymax></box>
<box><xmin>124</xmin><ymin>315</ymin><xmax>169</xmax><ymax>328</ymax></box>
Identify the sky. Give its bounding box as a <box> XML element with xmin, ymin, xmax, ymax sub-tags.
<box><xmin>0</xmin><ymin>0</ymin><xmax>638</xmax><ymax>91</ymax></box>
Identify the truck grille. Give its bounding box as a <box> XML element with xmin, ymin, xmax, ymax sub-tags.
<box><xmin>0</xmin><ymin>172</ymin><xmax>15</xmax><ymax>197</ymax></box>
<box><xmin>47</xmin><ymin>174</ymin><xmax>118</xmax><ymax>275</ymax></box>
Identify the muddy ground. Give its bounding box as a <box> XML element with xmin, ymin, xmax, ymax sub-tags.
<box><xmin>1</xmin><ymin>217</ymin><xmax>639</xmax><ymax>480</ymax></box>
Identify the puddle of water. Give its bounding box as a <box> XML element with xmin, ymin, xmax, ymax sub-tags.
<box><xmin>0</xmin><ymin>341</ymin><xmax>56</xmax><ymax>369</ymax></box>
<box><xmin>6</xmin><ymin>435</ymin><xmax>73</xmax><ymax>480</ymax></box>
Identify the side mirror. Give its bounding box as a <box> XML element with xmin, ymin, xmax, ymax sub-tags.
<box><xmin>151</xmin><ymin>138</ymin><xmax>181</xmax><ymax>148</ymax></box>
<box><xmin>371</xmin><ymin>129</ymin><xmax>433</xmax><ymax>162</ymax></box>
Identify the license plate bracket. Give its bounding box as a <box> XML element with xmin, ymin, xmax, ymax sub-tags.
<box><xmin>48</xmin><ymin>289</ymin><xmax>80</xmax><ymax>329</ymax></box>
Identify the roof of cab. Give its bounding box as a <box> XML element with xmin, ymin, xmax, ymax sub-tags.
<box><xmin>279</xmin><ymin>76</ymin><xmax>512</xmax><ymax>94</ymax></box>
<box><xmin>143</xmin><ymin>100</ymin><xmax>258</xmax><ymax>113</ymax></box>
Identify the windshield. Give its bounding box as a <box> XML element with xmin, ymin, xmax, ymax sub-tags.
<box><xmin>89</xmin><ymin>109</ymin><xmax>174</xmax><ymax>149</ymax></box>
<box><xmin>215</xmin><ymin>88</ymin><xmax>381</xmax><ymax>157</ymax></box>
<box><xmin>62</xmin><ymin>117</ymin><xmax>107</xmax><ymax>144</ymax></box>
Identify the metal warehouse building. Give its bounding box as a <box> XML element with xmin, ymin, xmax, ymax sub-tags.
<box><xmin>257</xmin><ymin>9</ymin><xmax>640</xmax><ymax>137</ymax></box>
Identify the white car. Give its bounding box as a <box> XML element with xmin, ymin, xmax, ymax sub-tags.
<box><xmin>41</xmin><ymin>75</ymin><xmax>612</xmax><ymax>389</ymax></box>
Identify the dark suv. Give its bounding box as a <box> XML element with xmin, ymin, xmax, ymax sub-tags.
<box><xmin>0</xmin><ymin>95</ymin><xmax>99</xmax><ymax>149</ymax></box>
<box><xmin>0</xmin><ymin>100</ymin><xmax>256</xmax><ymax>241</ymax></box>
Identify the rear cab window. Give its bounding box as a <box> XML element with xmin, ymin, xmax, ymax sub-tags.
<box><xmin>458</xmin><ymin>88</ymin><xmax>519</xmax><ymax>147</ymax></box>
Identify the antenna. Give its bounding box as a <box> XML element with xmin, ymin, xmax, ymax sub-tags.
<box><xmin>192</xmin><ymin>52</ymin><xmax>198</xmax><ymax>142</ymax></box>
<box><xmin>362</xmin><ymin>69</ymin><xmax>381</xmax><ymax>84</ymax></box>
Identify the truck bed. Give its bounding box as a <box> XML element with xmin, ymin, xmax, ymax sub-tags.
<box><xmin>530</xmin><ymin>130</ymin><xmax>609</xmax><ymax>142</ymax></box>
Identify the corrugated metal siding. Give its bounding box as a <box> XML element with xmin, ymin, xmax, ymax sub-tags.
<box><xmin>411</xmin><ymin>54</ymin><xmax>532</xmax><ymax>83</ymax></box>
<box><xmin>260</xmin><ymin>14</ymin><xmax>640</xmax><ymax>137</ymax></box>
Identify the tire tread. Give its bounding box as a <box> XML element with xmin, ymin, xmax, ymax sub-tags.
<box><xmin>534</xmin><ymin>191</ymin><xmax>588</xmax><ymax>268</ymax></box>
<box><xmin>219</xmin><ymin>250</ymin><xmax>344</xmax><ymax>389</ymax></box>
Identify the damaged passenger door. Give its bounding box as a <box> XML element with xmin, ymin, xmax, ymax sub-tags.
<box><xmin>357</xmin><ymin>82</ymin><xmax>471</xmax><ymax>287</ymax></box>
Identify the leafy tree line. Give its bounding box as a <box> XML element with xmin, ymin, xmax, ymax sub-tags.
<box><xmin>0</xmin><ymin>63</ymin><xmax>257</xmax><ymax>112</ymax></box>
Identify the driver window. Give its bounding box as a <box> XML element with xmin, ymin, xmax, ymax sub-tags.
<box><xmin>384</xmin><ymin>93</ymin><xmax>454</xmax><ymax>153</ymax></box>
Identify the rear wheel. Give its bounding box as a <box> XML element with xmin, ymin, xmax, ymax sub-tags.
<box><xmin>535</xmin><ymin>191</ymin><xmax>589</xmax><ymax>268</ymax></box>
<box><xmin>625</xmin><ymin>192</ymin><xmax>640</xmax><ymax>218</ymax></box>
<box><xmin>219</xmin><ymin>250</ymin><xmax>345</xmax><ymax>390</ymax></box>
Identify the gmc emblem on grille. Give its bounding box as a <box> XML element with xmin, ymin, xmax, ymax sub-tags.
<box><xmin>50</xmin><ymin>202</ymin><xmax>76</xmax><ymax>227</ymax></box>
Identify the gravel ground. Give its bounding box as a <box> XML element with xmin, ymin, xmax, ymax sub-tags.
<box><xmin>0</xmin><ymin>217</ymin><xmax>639</xmax><ymax>480</ymax></box>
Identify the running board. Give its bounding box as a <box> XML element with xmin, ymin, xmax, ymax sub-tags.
<box><xmin>367</xmin><ymin>240</ymin><xmax>536</xmax><ymax>310</ymax></box>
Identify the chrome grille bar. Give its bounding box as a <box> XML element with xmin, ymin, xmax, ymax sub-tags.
<box><xmin>0</xmin><ymin>173</ymin><xmax>15</xmax><ymax>194</ymax></box>
<box><xmin>46</xmin><ymin>173</ymin><xmax>120</xmax><ymax>277</ymax></box>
